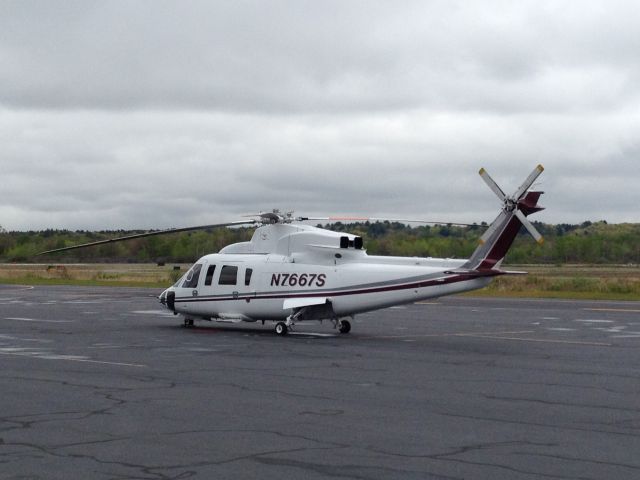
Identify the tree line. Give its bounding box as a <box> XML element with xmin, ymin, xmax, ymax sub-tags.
<box><xmin>0</xmin><ymin>221</ymin><xmax>639</xmax><ymax>264</ymax></box>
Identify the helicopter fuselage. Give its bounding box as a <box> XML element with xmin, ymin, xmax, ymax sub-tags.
<box><xmin>35</xmin><ymin>165</ymin><xmax>544</xmax><ymax>336</ymax></box>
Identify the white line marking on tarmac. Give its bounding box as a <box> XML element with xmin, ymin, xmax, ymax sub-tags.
<box><xmin>289</xmin><ymin>332</ymin><xmax>337</xmax><ymax>338</ymax></box>
<box><xmin>612</xmin><ymin>334</ymin><xmax>640</xmax><ymax>338</ymax></box>
<box><xmin>130</xmin><ymin>310</ymin><xmax>176</xmax><ymax>317</ymax></box>
<box><xmin>464</xmin><ymin>335</ymin><xmax>611</xmax><ymax>347</ymax></box>
<box><xmin>0</xmin><ymin>334</ymin><xmax>52</xmax><ymax>343</ymax></box>
<box><xmin>574</xmin><ymin>319</ymin><xmax>614</xmax><ymax>323</ymax></box>
<box><xmin>542</xmin><ymin>317</ymin><xmax>560</xmax><ymax>320</ymax></box>
<box><xmin>362</xmin><ymin>330</ymin><xmax>611</xmax><ymax>346</ymax></box>
<box><xmin>64</xmin><ymin>300</ymin><xmax>106</xmax><ymax>304</ymax></box>
<box><xmin>4</xmin><ymin>317</ymin><xmax>74</xmax><ymax>323</ymax></box>
<box><xmin>585</xmin><ymin>308</ymin><xmax>640</xmax><ymax>313</ymax></box>
<box><xmin>0</xmin><ymin>348</ymin><xmax>146</xmax><ymax>367</ymax></box>
<box><xmin>595</xmin><ymin>326</ymin><xmax>627</xmax><ymax>333</ymax></box>
<box><xmin>547</xmin><ymin>328</ymin><xmax>576</xmax><ymax>331</ymax></box>
<box><xmin>0</xmin><ymin>286</ymin><xmax>34</xmax><ymax>292</ymax></box>
<box><xmin>361</xmin><ymin>330</ymin><xmax>535</xmax><ymax>339</ymax></box>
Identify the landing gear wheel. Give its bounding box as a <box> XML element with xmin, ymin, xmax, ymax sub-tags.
<box><xmin>275</xmin><ymin>322</ymin><xmax>288</xmax><ymax>336</ymax></box>
<box><xmin>338</xmin><ymin>319</ymin><xmax>351</xmax><ymax>334</ymax></box>
<box><xmin>183</xmin><ymin>318</ymin><xmax>194</xmax><ymax>328</ymax></box>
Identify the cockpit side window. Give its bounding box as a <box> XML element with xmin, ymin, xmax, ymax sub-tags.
<box><xmin>204</xmin><ymin>265</ymin><xmax>216</xmax><ymax>286</ymax></box>
<box><xmin>182</xmin><ymin>263</ymin><xmax>203</xmax><ymax>289</ymax></box>
<box><xmin>245</xmin><ymin>268</ymin><xmax>253</xmax><ymax>286</ymax></box>
<box><xmin>218</xmin><ymin>265</ymin><xmax>238</xmax><ymax>285</ymax></box>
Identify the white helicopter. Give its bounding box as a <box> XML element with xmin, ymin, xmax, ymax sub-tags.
<box><xmin>40</xmin><ymin>165</ymin><xmax>545</xmax><ymax>335</ymax></box>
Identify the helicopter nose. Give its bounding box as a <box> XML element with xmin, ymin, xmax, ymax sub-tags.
<box><xmin>159</xmin><ymin>288</ymin><xmax>176</xmax><ymax>312</ymax></box>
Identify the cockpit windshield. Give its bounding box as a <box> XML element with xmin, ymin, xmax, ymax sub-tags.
<box><xmin>181</xmin><ymin>263</ymin><xmax>203</xmax><ymax>289</ymax></box>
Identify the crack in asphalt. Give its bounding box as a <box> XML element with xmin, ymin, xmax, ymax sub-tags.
<box><xmin>0</xmin><ymin>429</ymin><xmax>350</xmax><ymax>480</ymax></box>
<box><xmin>480</xmin><ymin>393</ymin><xmax>640</xmax><ymax>414</ymax></box>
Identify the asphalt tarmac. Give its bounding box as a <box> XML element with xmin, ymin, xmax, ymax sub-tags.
<box><xmin>0</xmin><ymin>284</ymin><xmax>639</xmax><ymax>479</ymax></box>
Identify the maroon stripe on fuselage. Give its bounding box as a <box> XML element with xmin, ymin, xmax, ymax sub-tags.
<box><xmin>174</xmin><ymin>271</ymin><xmax>500</xmax><ymax>304</ymax></box>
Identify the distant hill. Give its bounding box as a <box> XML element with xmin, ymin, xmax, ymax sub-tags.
<box><xmin>1</xmin><ymin>221</ymin><xmax>639</xmax><ymax>265</ymax></box>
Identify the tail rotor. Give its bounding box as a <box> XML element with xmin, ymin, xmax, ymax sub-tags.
<box><xmin>465</xmin><ymin>164</ymin><xmax>545</xmax><ymax>272</ymax></box>
<box><xmin>478</xmin><ymin>164</ymin><xmax>545</xmax><ymax>246</ymax></box>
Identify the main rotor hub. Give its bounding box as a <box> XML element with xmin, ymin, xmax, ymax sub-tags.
<box><xmin>258</xmin><ymin>209</ymin><xmax>296</xmax><ymax>224</ymax></box>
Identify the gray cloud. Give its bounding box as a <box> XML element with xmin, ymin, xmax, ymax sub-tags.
<box><xmin>1</xmin><ymin>0</ymin><xmax>639</xmax><ymax>230</ymax></box>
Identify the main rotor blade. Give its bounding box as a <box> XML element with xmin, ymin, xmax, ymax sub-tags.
<box><xmin>302</xmin><ymin>216</ymin><xmax>481</xmax><ymax>227</ymax></box>
<box><xmin>35</xmin><ymin>220</ymin><xmax>257</xmax><ymax>256</ymax></box>
<box><xmin>514</xmin><ymin>208</ymin><xmax>544</xmax><ymax>244</ymax></box>
<box><xmin>479</xmin><ymin>168</ymin><xmax>506</xmax><ymax>202</ymax></box>
<box><xmin>513</xmin><ymin>164</ymin><xmax>544</xmax><ymax>200</ymax></box>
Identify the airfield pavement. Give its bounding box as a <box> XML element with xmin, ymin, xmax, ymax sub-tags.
<box><xmin>0</xmin><ymin>284</ymin><xmax>639</xmax><ymax>480</ymax></box>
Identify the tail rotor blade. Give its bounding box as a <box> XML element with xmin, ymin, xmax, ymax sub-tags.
<box><xmin>479</xmin><ymin>168</ymin><xmax>506</xmax><ymax>202</ymax></box>
<box><xmin>514</xmin><ymin>208</ymin><xmax>544</xmax><ymax>244</ymax></box>
<box><xmin>478</xmin><ymin>211</ymin><xmax>507</xmax><ymax>244</ymax></box>
<box><xmin>513</xmin><ymin>164</ymin><xmax>544</xmax><ymax>200</ymax></box>
<box><xmin>478</xmin><ymin>223</ymin><xmax>497</xmax><ymax>245</ymax></box>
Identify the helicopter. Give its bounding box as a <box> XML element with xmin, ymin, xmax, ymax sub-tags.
<box><xmin>39</xmin><ymin>165</ymin><xmax>545</xmax><ymax>335</ymax></box>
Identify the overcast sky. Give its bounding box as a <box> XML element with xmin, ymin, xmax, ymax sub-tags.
<box><xmin>1</xmin><ymin>0</ymin><xmax>638</xmax><ymax>231</ymax></box>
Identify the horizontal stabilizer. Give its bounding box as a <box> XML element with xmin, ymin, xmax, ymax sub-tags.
<box><xmin>444</xmin><ymin>269</ymin><xmax>484</xmax><ymax>275</ymax></box>
<box><xmin>444</xmin><ymin>268</ymin><xmax>525</xmax><ymax>277</ymax></box>
<box><xmin>499</xmin><ymin>270</ymin><xmax>528</xmax><ymax>275</ymax></box>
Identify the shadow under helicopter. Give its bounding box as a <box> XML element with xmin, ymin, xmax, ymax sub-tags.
<box><xmin>159</xmin><ymin>322</ymin><xmax>344</xmax><ymax>339</ymax></box>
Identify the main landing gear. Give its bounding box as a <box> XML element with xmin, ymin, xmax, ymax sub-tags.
<box><xmin>183</xmin><ymin>318</ymin><xmax>195</xmax><ymax>328</ymax></box>
<box><xmin>338</xmin><ymin>319</ymin><xmax>351</xmax><ymax>334</ymax></box>
<box><xmin>275</xmin><ymin>322</ymin><xmax>288</xmax><ymax>336</ymax></box>
<box><xmin>273</xmin><ymin>318</ymin><xmax>352</xmax><ymax>336</ymax></box>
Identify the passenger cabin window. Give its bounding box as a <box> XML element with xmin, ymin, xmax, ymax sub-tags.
<box><xmin>182</xmin><ymin>263</ymin><xmax>203</xmax><ymax>289</ymax></box>
<box><xmin>218</xmin><ymin>265</ymin><xmax>238</xmax><ymax>285</ymax></box>
<box><xmin>245</xmin><ymin>268</ymin><xmax>253</xmax><ymax>286</ymax></box>
<box><xmin>204</xmin><ymin>265</ymin><xmax>216</xmax><ymax>286</ymax></box>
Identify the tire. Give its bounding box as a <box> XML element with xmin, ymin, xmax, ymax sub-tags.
<box><xmin>338</xmin><ymin>320</ymin><xmax>351</xmax><ymax>334</ymax></box>
<box><xmin>275</xmin><ymin>322</ymin><xmax>288</xmax><ymax>336</ymax></box>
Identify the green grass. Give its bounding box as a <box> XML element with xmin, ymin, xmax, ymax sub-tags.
<box><xmin>465</xmin><ymin>287</ymin><xmax>640</xmax><ymax>301</ymax></box>
<box><xmin>465</xmin><ymin>264</ymin><xmax>640</xmax><ymax>301</ymax></box>
<box><xmin>0</xmin><ymin>263</ymin><xmax>181</xmax><ymax>289</ymax></box>
<box><xmin>0</xmin><ymin>276</ymin><xmax>167</xmax><ymax>288</ymax></box>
